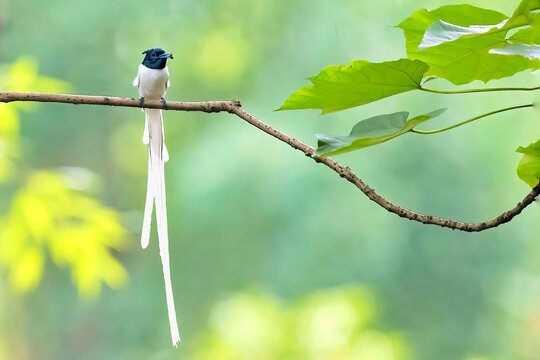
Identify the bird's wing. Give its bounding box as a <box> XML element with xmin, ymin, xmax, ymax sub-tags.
<box><xmin>160</xmin><ymin>68</ymin><xmax>170</xmax><ymax>161</ymax></box>
<box><xmin>164</xmin><ymin>66</ymin><xmax>170</xmax><ymax>91</ymax></box>
<box><xmin>132</xmin><ymin>73</ymin><xmax>139</xmax><ymax>87</ymax></box>
<box><xmin>135</xmin><ymin>65</ymin><xmax>149</xmax><ymax>142</ymax></box>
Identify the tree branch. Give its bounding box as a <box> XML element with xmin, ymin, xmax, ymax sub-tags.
<box><xmin>0</xmin><ymin>91</ymin><xmax>538</xmax><ymax>232</ymax></box>
<box><xmin>0</xmin><ymin>91</ymin><xmax>240</xmax><ymax>112</ymax></box>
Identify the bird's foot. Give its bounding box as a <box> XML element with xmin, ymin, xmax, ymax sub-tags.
<box><xmin>161</xmin><ymin>97</ymin><xmax>168</xmax><ymax>109</ymax></box>
<box><xmin>139</xmin><ymin>97</ymin><xmax>145</xmax><ymax>108</ymax></box>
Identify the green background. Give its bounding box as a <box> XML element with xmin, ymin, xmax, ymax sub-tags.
<box><xmin>0</xmin><ymin>0</ymin><xmax>539</xmax><ymax>359</ymax></box>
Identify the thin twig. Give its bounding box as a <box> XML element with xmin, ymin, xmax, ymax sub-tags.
<box><xmin>0</xmin><ymin>91</ymin><xmax>538</xmax><ymax>232</ymax></box>
<box><xmin>420</xmin><ymin>86</ymin><xmax>540</xmax><ymax>94</ymax></box>
<box><xmin>411</xmin><ymin>104</ymin><xmax>534</xmax><ymax>135</ymax></box>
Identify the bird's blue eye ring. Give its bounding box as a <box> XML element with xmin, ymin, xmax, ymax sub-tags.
<box><xmin>150</xmin><ymin>51</ymin><xmax>157</xmax><ymax>58</ymax></box>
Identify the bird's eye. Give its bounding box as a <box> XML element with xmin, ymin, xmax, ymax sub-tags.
<box><xmin>150</xmin><ymin>51</ymin><xmax>157</xmax><ymax>58</ymax></box>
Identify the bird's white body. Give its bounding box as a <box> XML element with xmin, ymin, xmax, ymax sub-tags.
<box><xmin>133</xmin><ymin>63</ymin><xmax>180</xmax><ymax>346</ymax></box>
<box><xmin>134</xmin><ymin>64</ymin><xmax>170</xmax><ymax>100</ymax></box>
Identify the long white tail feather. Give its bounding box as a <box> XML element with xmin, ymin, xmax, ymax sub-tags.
<box><xmin>160</xmin><ymin>110</ymin><xmax>169</xmax><ymax>162</ymax></box>
<box><xmin>141</xmin><ymin>112</ymin><xmax>152</xmax><ymax>248</ymax></box>
<box><xmin>141</xmin><ymin>151</ymin><xmax>153</xmax><ymax>249</ymax></box>
<box><xmin>142</xmin><ymin>113</ymin><xmax>150</xmax><ymax>145</ymax></box>
<box><xmin>142</xmin><ymin>108</ymin><xmax>181</xmax><ymax>346</ymax></box>
<box><xmin>155</xmin><ymin>157</ymin><xmax>180</xmax><ymax>346</ymax></box>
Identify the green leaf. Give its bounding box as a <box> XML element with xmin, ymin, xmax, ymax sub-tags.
<box><xmin>508</xmin><ymin>14</ymin><xmax>540</xmax><ymax>44</ymax></box>
<box><xmin>398</xmin><ymin>5</ymin><xmax>539</xmax><ymax>84</ymax></box>
<box><xmin>489</xmin><ymin>14</ymin><xmax>540</xmax><ymax>60</ymax></box>
<box><xmin>494</xmin><ymin>0</ymin><xmax>539</xmax><ymax>30</ymax></box>
<box><xmin>419</xmin><ymin>20</ymin><xmax>506</xmax><ymax>50</ymax></box>
<box><xmin>277</xmin><ymin>59</ymin><xmax>429</xmax><ymax>114</ymax></box>
<box><xmin>510</xmin><ymin>0</ymin><xmax>540</xmax><ymax>19</ymax></box>
<box><xmin>315</xmin><ymin>109</ymin><xmax>446</xmax><ymax>157</ymax></box>
<box><xmin>516</xmin><ymin>140</ymin><xmax>540</xmax><ymax>187</ymax></box>
<box><xmin>397</xmin><ymin>5</ymin><xmax>508</xmax><ymax>55</ymax></box>
<box><xmin>490</xmin><ymin>44</ymin><xmax>540</xmax><ymax>60</ymax></box>
<box><xmin>509</xmin><ymin>26</ymin><xmax>540</xmax><ymax>45</ymax></box>
<box><xmin>422</xmin><ymin>76</ymin><xmax>438</xmax><ymax>84</ymax></box>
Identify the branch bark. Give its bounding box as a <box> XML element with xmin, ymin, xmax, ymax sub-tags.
<box><xmin>0</xmin><ymin>91</ymin><xmax>538</xmax><ymax>232</ymax></box>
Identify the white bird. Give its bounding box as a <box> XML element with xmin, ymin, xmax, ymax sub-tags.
<box><xmin>133</xmin><ymin>47</ymin><xmax>180</xmax><ymax>347</ymax></box>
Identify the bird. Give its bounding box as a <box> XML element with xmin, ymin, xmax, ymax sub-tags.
<box><xmin>132</xmin><ymin>47</ymin><xmax>180</xmax><ymax>347</ymax></box>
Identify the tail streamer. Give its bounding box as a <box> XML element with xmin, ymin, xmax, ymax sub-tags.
<box><xmin>141</xmin><ymin>108</ymin><xmax>181</xmax><ymax>346</ymax></box>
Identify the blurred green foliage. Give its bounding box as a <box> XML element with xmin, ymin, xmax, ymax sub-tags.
<box><xmin>0</xmin><ymin>58</ymin><xmax>70</xmax><ymax>182</ymax></box>
<box><xmin>0</xmin><ymin>59</ymin><xmax>128</xmax><ymax>297</ymax></box>
<box><xmin>0</xmin><ymin>0</ymin><xmax>538</xmax><ymax>359</ymax></box>
<box><xmin>191</xmin><ymin>286</ymin><xmax>409</xmax><ymax>360</ymax></box>
<box><xmin>0</xmin><ymin>171</ymin><xmax>127</xmax><ymax>296</ymax></box>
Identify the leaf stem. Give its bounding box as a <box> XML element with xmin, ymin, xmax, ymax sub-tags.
<box><xmin>411</xmin><ymin>104</ymin><xmax>534</xmax><ymax>135</ymax></box>
<box><xmin>419</xmin><ymin>86</ymin><xmax>540</xmax><ymax>94</ymax></box>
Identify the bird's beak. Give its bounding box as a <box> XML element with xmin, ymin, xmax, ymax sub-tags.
<box><xmin>159</xmin><ymin>51</ymin><xmax>174</xmax><ymax>59</ymax></box>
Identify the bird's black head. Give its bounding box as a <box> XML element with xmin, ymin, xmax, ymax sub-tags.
<box><xmin>141</xmin><ymin>48</ymin><xmax>173</xmax><ymax>69</ymax></box>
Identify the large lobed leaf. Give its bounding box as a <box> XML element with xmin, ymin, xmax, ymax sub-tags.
<box><xmin>397</xmin><ymin>3</ymin><xmax>540</xmax><ymax>85</ymax></box>
<box><xmin>278</xmin><ymin>59</ymin><xmax>428</xmax><ymax>114</ymax></box>
<box><xmin>516</xmin><ymin>140</ymin><xmax>540</xmax><ymax>187</ymax></box>
<box><xmin>418</xmin><ymin>20</ymin><xmax>507</xmax><ymax>50</ymax></box>
<box><xmin>397</xmin><ymin>5</ymin><xmax>508</xmax><ymax>54</ymax></box>
<box><xmin>315</xmin><ymin>109</ymin><xmax>446</xmax><ymax>157</ymax></box>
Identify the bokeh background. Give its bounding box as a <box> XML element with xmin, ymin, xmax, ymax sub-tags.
<box><xmin>0</xmin><ymin>0</ymin><xmax>539</xmax><ymax>359</ymax></box>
